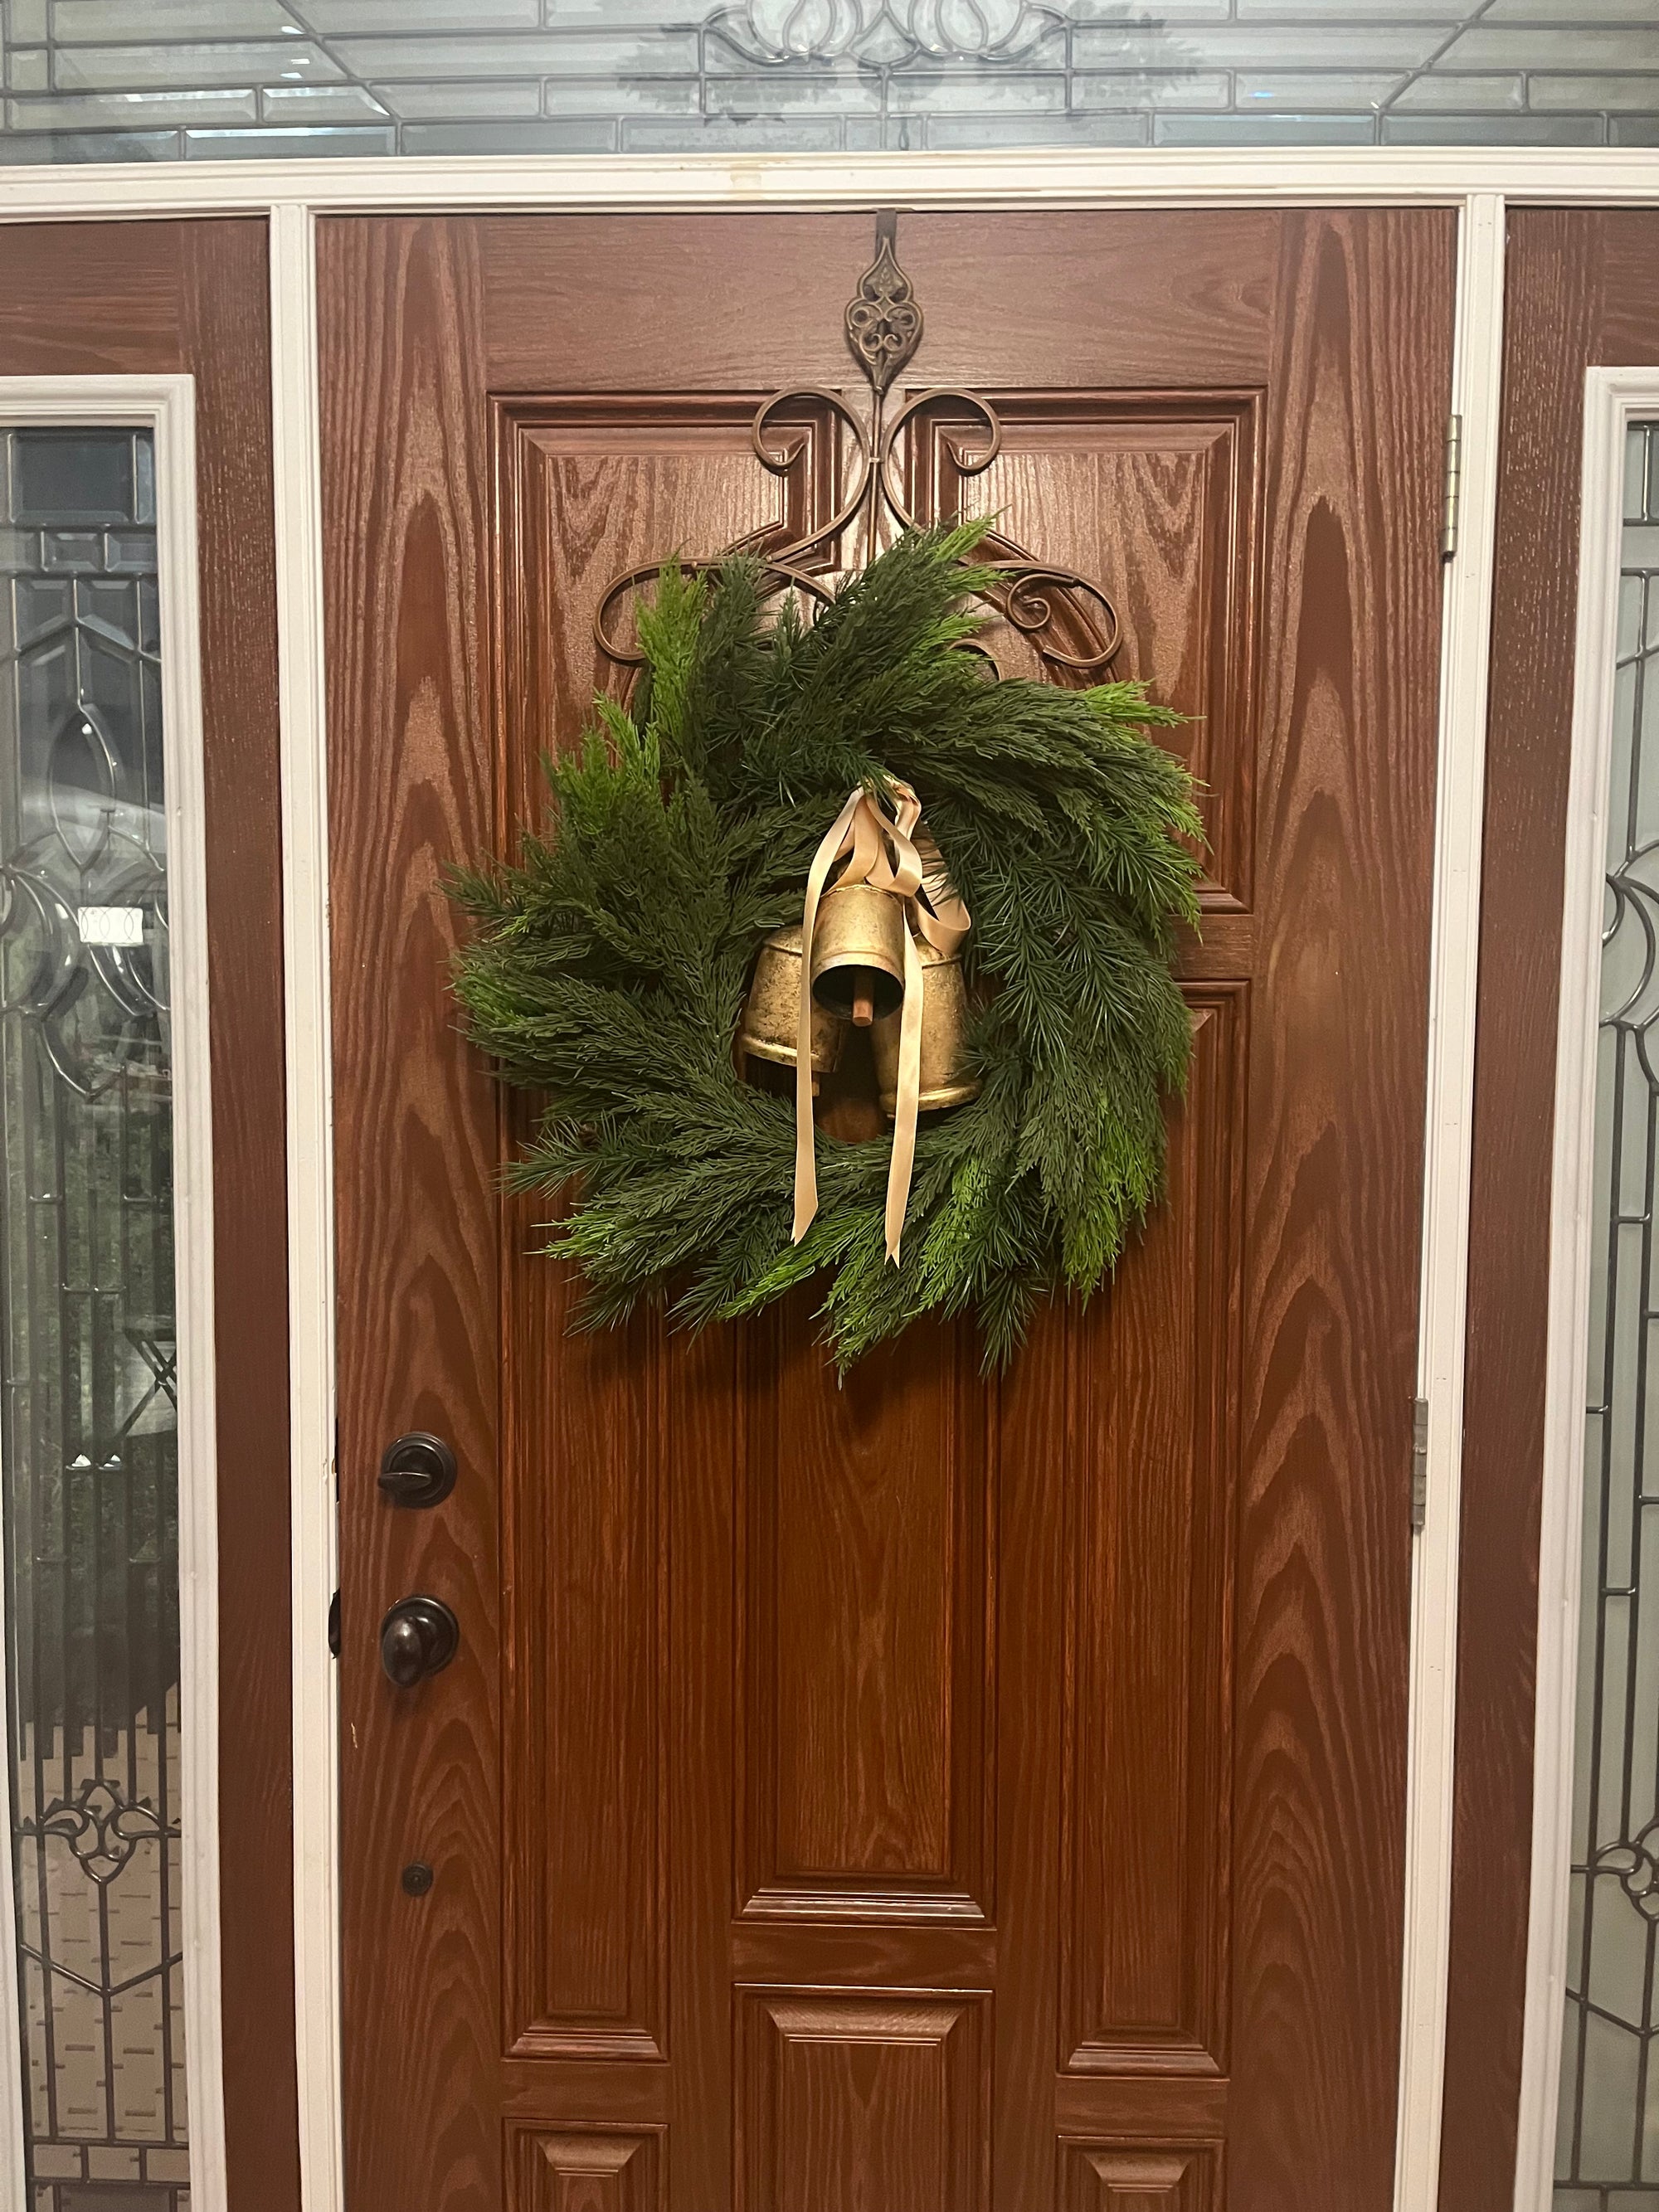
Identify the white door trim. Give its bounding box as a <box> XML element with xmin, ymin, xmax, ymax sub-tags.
<box><xmin>0</xmin><ymin>374</ymin><xmax>225</xmax><ymax>2212</ymax></box>
<box><xmin>1395</xmin><ymin>186</ymin><xmax>1508</xmax><ymax>2212</ymax></box>
<box><xmin>0</xmin><ymin>145</ymin><xmax>1648</xmax><ymax>216</ymax></box>
<box><xmin>1511</xmin><ymin>364</ymin><xmax>1659</xmax><ymax>2212</ymax></box>
<box><xmin>270</xmin><ymin>205</ymin><xmax>344</xmax><ymax>2212</ymax></box>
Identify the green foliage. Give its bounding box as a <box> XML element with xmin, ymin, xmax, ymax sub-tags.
<box><xmin>450</xmin><ymin>526</ymin><xmax>1204</xmax><ymax>1369</ymax></box>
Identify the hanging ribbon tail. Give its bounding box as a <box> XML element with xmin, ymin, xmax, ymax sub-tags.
<box><xmin>792</xmin><ymin>788</ymin><xmax>864</xmax><ymax>1246</ymax></box>
<box><xmin>912</xmin><ymin>823</ymin><xmax>971</xmax><ymax>955</ymax></box>
<box><xmin>886</xmin><ymin>920</ymin><xmax>925</xmax><ymax>1264</ymax></box>
<box><xmin>790</xmin><ymin>776</ymin><xmax>972</xmax><ymax>1266</ymax></box>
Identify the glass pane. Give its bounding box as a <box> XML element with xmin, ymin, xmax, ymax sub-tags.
<box><xmin>1561</xmin><ymin>421</ymin><xmax>1659</xmax><ymax>2209</ymax></box>
<box><xmin>0</xmin><ymin>2</ymin><xmax>1653</xmax><ymax>160</ymax></box>
<box><xmin>0</xmin><ymin>430</ymin><xmax>187</xmax><ymax>2212</ymax></box>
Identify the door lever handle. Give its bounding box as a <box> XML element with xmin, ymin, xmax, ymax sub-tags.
<box><xmin>379</xmin><ymin>1596</ymin><xmax>460</xmax><ymax>1688</ymax></box>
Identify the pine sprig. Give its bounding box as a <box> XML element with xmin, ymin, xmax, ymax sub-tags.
<box><xmin>450</xmin><ymin>525</ymin><xmax>1204</xmax><ymax>1369</ymax></box>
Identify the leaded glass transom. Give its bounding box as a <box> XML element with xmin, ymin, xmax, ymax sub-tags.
<box><xmin>0</xmin><ymin>0</ymin><xmax>1652</xmax><ymax>162</ymax></box>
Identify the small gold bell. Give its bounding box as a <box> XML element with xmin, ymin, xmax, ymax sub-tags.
<box><xmin>810</xmin><ymin>880</ymin><xmax>908</xmax><ymax>1026</ymax></box>
<box><xmin>872</xmin><ymin>934</ymin><xmax>981</xmax><ymax>1116</ymax></box>
<box><xmin>738</xmin><ymin>926</ymin><xmax>844</xmax><ymax>1094</ymax></box>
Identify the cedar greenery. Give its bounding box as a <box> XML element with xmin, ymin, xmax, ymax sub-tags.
<box><xmin>450</xmin><ymin>524</ymin><xmax>1203</xmax><ymax>1369</ymax></box>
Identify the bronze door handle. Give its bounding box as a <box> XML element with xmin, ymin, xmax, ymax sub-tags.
<box><xmin>378</xmin><ymin>1596</ymin><xmax>459</xmax><ymax>1688</ymax></box>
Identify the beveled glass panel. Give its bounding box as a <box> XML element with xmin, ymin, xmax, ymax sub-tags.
<box><xmin>0</xmin><ymin>0</ymin><xmax>1656</xmax><ymax>158</ymax></box>
<box><xmin>0</xmin><ymin>430</ymin><xmax>187</xmax><ymax>2212</ymax></box>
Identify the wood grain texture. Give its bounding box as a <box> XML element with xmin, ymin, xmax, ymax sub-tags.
<box><xmin>1227</xmin><ymin>207</ymin><xmax>1452</xmax><ymax>2212</ymax></box>
<box><xmin>322</xmin><ymin>216</ymin><xmax>503</xmax><ymax>2211</ymax></box>
<box><xmin>738</xmin><ymin>1305</ymin><xmax>994</xmax><ymax>1918</ymax></box>
<box><xmin>478</xmin><ymin>211</ymin><xmax>1280</xmax><ymax>396</ymax></box>
<box><xmin>177</xmin><ymin>215</ymin><xmax>298</xmax><ymax>2212</ymax></box>
<box><xmin>505</xmin><ymin>1266</ymin><xmax>667</xmax><ymax>2059</ymax></box>
<box><xmin>1062</xmin><ymin>991</ymin><xmax>1243</xmax><ymax>2078</ymax></box>
<box><xmin>0</xmin><ymin>218</ymin><xmax>298</xmax><ymax>2212</ymax></box>
<box><xmin>508</xmin><ymin>2122</ymin><xmax>664</xmax><ymax>2212</ymax></box>
<box><xmin>1435</xmin><ymin>208</ymin><xmax>1659</xmax><ymax>2212</ymax></box>
<box><xmin>924</xmin><ymin>392</ymin><xmax>1261</xmax><ymax>908</ymax></box>
<box><xmin>1058</xmin><ymin>2141</ymin><xmax>1223</xmax><ymax>2212</ymax></box>
<box><xmin>325</xmin><ymin>208</ymin><xmax>1453</xmax><ymax>2211</ymax></box>
<box><xmin>735</xmin><ymin>1987</ymin><xmax>990</xmax><ymax>2212</ymax></box>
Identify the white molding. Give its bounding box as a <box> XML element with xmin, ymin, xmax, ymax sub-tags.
<box><xmin>1511</xmin><ymin>367</ymin><xmax>1659</xmax><ymax>2212</ymax></box>
<box><xmin>270</xmin><ymin>204</ymin><xmax>344</xmax><ymax>2212</ymax></box>
<box><xmin>1394</xmin><ymin>191</ymin><xmax>1507</xmax><ymax>2212</ymax></box>
<box><xmin>0</xmin><ymin>377</ymin><xmax>225</xmax><ymax>2209</ymax></box>
<box><xmin>153</xmin><ymin>371</ymin><xmax>229</xmax><ymax>2212</ymax></box>
<box><xmin>0</xmin><ymin>147</ymin><xmax>1647</xmax><ymax>220</ymax></box>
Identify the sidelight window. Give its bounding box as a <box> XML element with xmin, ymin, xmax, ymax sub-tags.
<box><xmin>1559</xmin><ymin>417</ymin><xmax>1659</xmax><ymax>2211</ymax></box>
<box><xmin>0</xmin><ymin>407</ymin><xmax>216</xmax><ymax>2212</ymax></box>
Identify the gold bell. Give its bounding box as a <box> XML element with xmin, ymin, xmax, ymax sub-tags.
<box><xmin>809</xmin><ymin>880</ymin><xmax>908</xmax><ymax>1025</ymax></box>
<box><xmin>872</xmin><ymin>935</ymin><xmax>981</xmax><ymax>1116</ymax></box>
<box><xmin>738</xmin><ymin>926</ymin><xmax>844</xmax><ymax>1093</ymax></box>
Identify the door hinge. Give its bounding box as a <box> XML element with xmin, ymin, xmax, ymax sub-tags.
<box><xmin>1411</xmin><ymin>1396</ymin><xmax>1431</xmax><ymax>1534</ymax></box>
<box><xmin>1441</xmin><ymin>413</ymin><xmax>1463</xmax><ymax>561</ymax></box>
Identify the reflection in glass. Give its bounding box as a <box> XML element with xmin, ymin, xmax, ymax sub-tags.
<box><xmin>0</xmin><ymin>430</ymin><xmax>187</xmax><ymax>2211</ymax></box>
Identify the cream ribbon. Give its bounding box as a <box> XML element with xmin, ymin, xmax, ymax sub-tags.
<box><xmin>792</xmin><ymin>778</ymin><xmax>971</xmax><ymax>1263</ymax></box>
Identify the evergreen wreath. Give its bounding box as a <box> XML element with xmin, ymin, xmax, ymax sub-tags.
<box><xmin>450</xmin><ymin>523</ymin><xmax>1204</xmax><ymax>1370</ymax></box>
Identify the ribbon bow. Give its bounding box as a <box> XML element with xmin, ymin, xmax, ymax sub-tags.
<box><xmin>792</xmin><ymin>777</ymin><xmax>971</xmax><ymax>1263</ymax></box>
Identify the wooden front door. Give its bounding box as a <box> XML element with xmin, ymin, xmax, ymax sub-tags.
<box><xmin>321</xmin><ymin>207</ymin><xmax>1455</xmax><ymax>2212</ymax></box>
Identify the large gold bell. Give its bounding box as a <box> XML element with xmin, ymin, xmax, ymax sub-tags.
<box><xmin>872</xmin><ymin>935</ymin><xmax>981</xmax><ymax>1116</ymax></box>
<box><xmin>809</xmin><ymin>880</ymin><xmax>908</xmax><ymax>1022</ymax></box>
<box><xmin>738</xmin><ymin>926</ymin><xmax>844</xmax><ymax>1093</ymax></box>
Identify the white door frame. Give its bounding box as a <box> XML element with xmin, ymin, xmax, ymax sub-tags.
<box><xmin>0</xmin><ymin>374</ymin><xmax>224</xmax><ymax>2212</ymax></box>
<box><xmin>0</xmin><ymin>145</ymin><xmax>1654</xmax><ymax>2212</ymax></box>
<box><xmin>1512</xmin><ymin>365</ymin><xmax>1659</xmax><ymax>2212</ymax></box>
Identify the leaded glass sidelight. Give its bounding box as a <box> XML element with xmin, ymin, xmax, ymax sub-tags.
<box><xmin>0</xmin><ymin>430</ymin><xmax>189</xmax><ymax>2212</ymax></box>
<box><xmin>1559</xmin><ymin>420</ymin><xmax>1659</xmax><ymax>2212</ymax></box>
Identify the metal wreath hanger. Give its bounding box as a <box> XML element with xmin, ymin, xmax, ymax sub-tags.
<box><xmin>594</xmin><ymin>208</ymin><xmax>1122</xmax><ymax>683</ymax></box>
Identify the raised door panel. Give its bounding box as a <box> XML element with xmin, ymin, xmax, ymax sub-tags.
<box><xmin>912</xmin><ymin>393</ymin><xmax>1261</xmax><ymax>910</ymax></box>
<box><xmin>1059</xmin><ymin>2142</ymin><xmax>1222</xmax><ymax>2211</ymax></box>
<box><xmin>738</xmin><ymin>1305</ymin><xmax>994</xmax><ymax>1920</ymax></box>
<box><xmin>499</xmin><ymin>396</ymin><xmax>832</xmax><ymax>2056</ymax></box>
<box><xmin>500</xmin><ymin>395</ymin><xmax>836</xmax><ymax>749</ymax></box>
<box><xmin>508</xmin><ymin>2126</ymin><xmax>664</xmax><ymax>2212</ymax></box>
<box><xmin>736</xmin><ymin>1988</ymin><xmax>990</xmax><ymax>2212</ymax></box>
<box><xmin>1062</xmin><ymin>990</ymin><xmax>1244</xmax><ymax>2075</ymax></box>
<box><xmin>502</xmin><ymin>1281</ymin><xmax>669</xmax><ymax>2058</ymax></box>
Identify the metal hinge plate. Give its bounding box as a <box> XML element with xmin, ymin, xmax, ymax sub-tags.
<box><xmin>1442</xmin><ymin>414</ymin><xmax>1463</xmax><ymax>560</ymax></box>
<box><xmin>1411</xmin><ymin>1397</ymin><xmax>1430</xmax><ymax>1534</ymax></box>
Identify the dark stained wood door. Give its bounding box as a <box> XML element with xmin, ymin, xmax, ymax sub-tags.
<box><xmin>320</xmin><ymin>207</ymin><xmax>1456</xmax><ymax>2212</ymax></box>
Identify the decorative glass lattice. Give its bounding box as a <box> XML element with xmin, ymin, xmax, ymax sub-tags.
<box><xmin>0</xmin><ymin>0</ymin><xmax>1650</xmax><ymax>162</ymax></box>
<box><xmin>0</xmin><ymin>428</ymin><xmax>187</xmax><ymax>2212</ymax></box>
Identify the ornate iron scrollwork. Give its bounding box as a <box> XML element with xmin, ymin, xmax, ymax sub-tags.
<box><xmin>844</xmin><ymin>209</ymin><xmax>922</xmax><ymax>396</ymax></box>
<box><xmin>595</xmin><ymin>210</ymin><xmax>1120</xmax><ymax>683</ymax></box>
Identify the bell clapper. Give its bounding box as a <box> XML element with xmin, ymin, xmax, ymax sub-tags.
<box><xmin>850</xmin><ymin>973</ymin><xmax>876</xmax><ymax>1028</ymax></box>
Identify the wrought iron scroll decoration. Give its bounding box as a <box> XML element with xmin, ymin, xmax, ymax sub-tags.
<box><xmin>593</xmin><ymin>209</ymin><xmax>1121</xmax><ymax>682</ymax></box>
